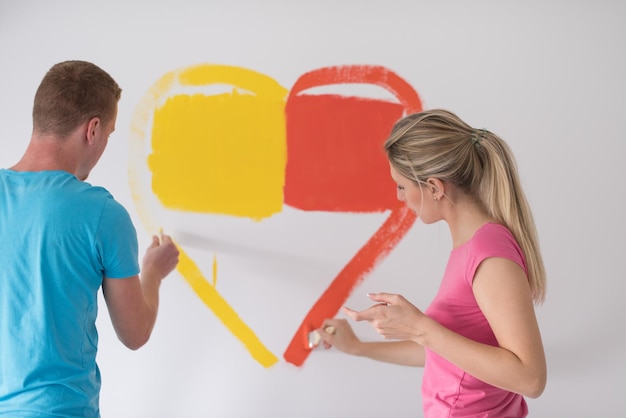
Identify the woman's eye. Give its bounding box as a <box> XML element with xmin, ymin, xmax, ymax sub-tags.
<box><xmin>397</xmin><ymin>185</ymin><xmax>405</xmax><ymax>191</ymax></box>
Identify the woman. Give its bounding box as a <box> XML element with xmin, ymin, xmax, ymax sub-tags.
<box><xmin>317</xmin><ymin>109</ymin><xmax>547</xmax><ymax>417</ymax></box>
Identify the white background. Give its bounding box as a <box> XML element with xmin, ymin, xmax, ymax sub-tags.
<box><xmin>1</xmin><ymin>1</ymin><xmax>625</xmax><ymax>417</ymax></box>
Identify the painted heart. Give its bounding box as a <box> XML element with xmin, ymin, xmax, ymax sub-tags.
<box><xmin>128</xmin><ymin>63</ymin><xmax>422</xmax><ymax>368</ymax></box>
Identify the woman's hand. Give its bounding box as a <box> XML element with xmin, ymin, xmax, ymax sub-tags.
<box><xmin>343</xmin><ymin>293</ymin><xmax>428</xmax><ymax>343</ymax></box>
<box><xmin>316</xmin><ymin>318</ymin><xmax>362</xmax><ymax>355</ymax></box>
<box><xmin>316</xmin><ymin>308</ymin><xmax>427</xmax><ymax>366</ymax></box>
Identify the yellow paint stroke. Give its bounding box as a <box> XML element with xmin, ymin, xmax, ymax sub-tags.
<box><xmin>128</xmin><ymin>71</ymin><xmax>177</xmax><ymax>222</ymax></box>
<box><xmin>177</xmin><ymin>246</ymin><xmax>278</xmax><ymax>367</ymax></box>
<box><xmin>129</xmin><ymin>64</ymin><xmax>287</xmax><ymax>367</ymax></box>
<box><xmin>148</xmin><ymin>66</ymin><xmax>288</xmax><ymax>220</ymax></box>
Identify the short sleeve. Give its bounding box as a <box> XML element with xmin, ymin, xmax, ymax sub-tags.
<box><xmin>95</xmin><ymin>197</ymin><xmax>140</xmax><ymax>279</ymax></box>
<box><xmin>464</xmin><ymin>223</ymin><xmax>527</xmax><ymax>286</ymax></box>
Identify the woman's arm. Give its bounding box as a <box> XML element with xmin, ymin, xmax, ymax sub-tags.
<box><xmin>316</xmin><ymin>318</ymin><xmax>425</xmax><ymax>367</ymax></box>
<box><xmin>348</xmin><ymin>257</ymin><xmax>546</xmax><ymax>398</ymax></box>
<box><xmin>468</xmin><ymin>257</ymin><xmax>546</xmax><ymax>397</ymax></box>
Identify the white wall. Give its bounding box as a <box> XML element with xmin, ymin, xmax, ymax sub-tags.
<box><xmin>1</xmin><ymin>1</ymin><xmax>625</xmax><ymax>417</ymax></box>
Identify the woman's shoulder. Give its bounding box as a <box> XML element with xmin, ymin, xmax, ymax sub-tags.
<box><xmin>473</xmin><ymin>222</ymin><xmax>514</xmax><ymax>241</ymax></box>
<box><xmin>468</xmin><ymin>223</ymin><xmax>521</xmax><ymax>256</ymax></box>
<box><xmin>468</xmin><ymin>222</ymin><xmax>526</xmax><ymax>269</ymax></box>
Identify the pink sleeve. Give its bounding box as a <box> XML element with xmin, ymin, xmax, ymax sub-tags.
<box><xmin>464</xmin><ymin>223</ymin><xmax>527</xmax><ymax>286</ymax></box>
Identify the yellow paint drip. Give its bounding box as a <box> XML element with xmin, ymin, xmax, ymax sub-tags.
<box><xmin>212</xmin><ymin>254</ymin><xmax>217</xmax><ymax>286</ymax></box>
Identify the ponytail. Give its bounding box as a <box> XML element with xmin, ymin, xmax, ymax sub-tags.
<box><xmin>477</xmin><ymin>130</ymin><xmax>546</xmax><ymax>303</ymax></box>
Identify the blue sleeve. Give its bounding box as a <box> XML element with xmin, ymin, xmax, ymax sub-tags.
<box><xmin>95</xmin><ymin>197</ymin><xmax>140</xmax><ymax>279</ymax></box>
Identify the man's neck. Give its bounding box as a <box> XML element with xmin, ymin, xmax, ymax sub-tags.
<box><xmin>10</xmin><ymin>134</ymin><xmax>77</xmax><ymax>174</ymax></box>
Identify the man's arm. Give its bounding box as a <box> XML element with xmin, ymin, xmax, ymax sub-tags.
<box><xmin>102</xmin><ymin>234</ymin><xmax>179</xmax><ymax>350</ymax></box>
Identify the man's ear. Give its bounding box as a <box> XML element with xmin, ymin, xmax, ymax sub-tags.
<box><xmin>85</xmin><ymin>117</ymin><xmax>101</xmax><ymax>145</ymax></box>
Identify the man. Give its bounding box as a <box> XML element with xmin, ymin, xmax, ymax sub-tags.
<box><xmin>0</xmin><ymin>60</ymin><xmax>179</xmax><ymax>417</ymax></box>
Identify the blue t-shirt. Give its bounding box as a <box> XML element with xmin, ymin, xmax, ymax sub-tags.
<box><xmin>0</xmin><ymin>170</ymin><xmax>140</xmax><ymax>417</ymax></box>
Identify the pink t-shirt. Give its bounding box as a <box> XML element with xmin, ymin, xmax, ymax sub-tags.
<box><xmin>422</xmin><ymin>223</ymin><xmax>528</xmax><ymax>418</ymax></box>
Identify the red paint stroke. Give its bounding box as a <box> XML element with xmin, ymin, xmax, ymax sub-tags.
<box><xmin>284</xmin><ymin>95</ymin><xmax>402</xmax><ymax>212</ymax></box>
<box><xmin>282</xmin><ymin>65</ymin><xmax>423</xmax><ymax>366</ymax></box>
<box><xmin>284</xmin><ymin>205</ymin><xmax>415</xmax><ymax>366</ymax></box>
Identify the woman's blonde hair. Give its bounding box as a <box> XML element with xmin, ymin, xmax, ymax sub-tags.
<box><xmin>385</xmin><ymin>109</ymin><xmax>546</xmax><ymax>303</ymax></box>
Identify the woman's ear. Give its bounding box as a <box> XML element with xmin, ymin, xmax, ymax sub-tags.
<box><xmin>425</xmin><ymin>178</ymin><xmax>445</xmax><ymax>199</ymax></box>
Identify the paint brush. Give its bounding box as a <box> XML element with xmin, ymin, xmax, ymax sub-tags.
<box><xmin>307</xmin><ymin>325</ymin><xmax>336</xmax><ymax>349</ymax></box>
